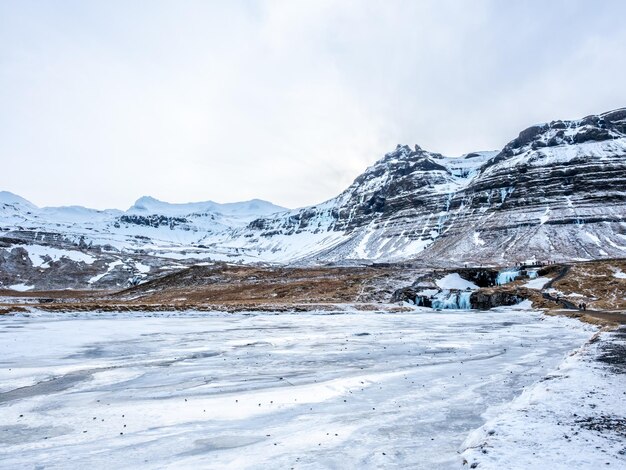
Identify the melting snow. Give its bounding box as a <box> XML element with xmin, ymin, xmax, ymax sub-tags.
<box><xmin>7</xmin><ymin>283</ymin><xmax>34</xmax><ymax>292</ymax></box>
<box><xmin>435</xmin><ymin>273</ymin><xmax>478</xmax><ymax>290</ymax></box>
<box><xmin>12</xmin><ymin>244</ymin><xmax>96</xmax><ymax>267</ymax></box>
<box><xmin>522</xmin><ymin>277</ymin><xmax>552</xmax><ymax>289</ymax></box>
<box><xmin>612</xmin><ymin>268</ymin><xmax>626</xmax><ymax>279</ymax></box>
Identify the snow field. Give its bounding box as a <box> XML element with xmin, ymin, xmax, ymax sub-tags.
<box><xmin>0</xmin><ymin>308</ymin><xmax>593</xmax><ymax>469</ymax></box>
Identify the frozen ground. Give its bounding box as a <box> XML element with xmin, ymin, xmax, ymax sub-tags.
<box><xmin>0</xmin><ymin>308</ymin><xmax>596</xmax><ymax>469</ymax></box>
<box><xmin>461</xmin><ymin>327</ymin><xmax>626</xmax><ymax>469</ymax></box>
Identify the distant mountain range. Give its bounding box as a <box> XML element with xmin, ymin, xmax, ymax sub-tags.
<box><xmin>1</xmin><ymin>107</ymin><xmax>625</xmax><ymax>289</ymax></box>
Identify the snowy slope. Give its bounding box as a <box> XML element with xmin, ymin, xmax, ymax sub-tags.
<box><xmin>225</xmin><ymin>146</ymin><xmax>497</xmax><ymax>263</ymax></box>
<box><xmin>227</xmin><ymin>108</ymin><xmax>626</xmax><ymax>264</ymax></box>
<box><xmin>0</xmin><ymin>194</ymin><xmax>289</xmax><ymax>289</ymax></box>
<box><xmin>418</xmin><ymin>108</ymin><xmax>626</xmax><ymax>264</ymax></box>
<box><xmin>0</xmin><ymin>191</ymin><xmax>37</xmax><ymax>208</ymax></box>
<box><xmin>128</xmin><ymin>196</ymin><xmax>284</xmax><ymax>218</ymax></box>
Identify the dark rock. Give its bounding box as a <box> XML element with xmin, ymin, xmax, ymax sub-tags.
<box><xmin>456</xmin><ymin>268</ymin><xmax>499</xmax><ymax>287</ymax></box>
<box><xmin>470</xmin><ymin>290</ymin><xmax>524</xmax><ymax>310</ymax></box>
<box><xmin>391</xmin><ymin>286</ymin><xmax>419</xmax><ymax>303</ymax></box>
<box><xmin>118</xmin><ymin>215</ymin><xmax>188</xmax><ymax>229</ymax></box>
<box><xmin>572</xmin><ymin>127</ymin><xmax>613</xmax><ymax>144</ymax></box>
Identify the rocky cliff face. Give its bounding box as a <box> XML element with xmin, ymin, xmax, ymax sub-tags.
<box><xmin>236</xmin><ymin>146</ymin><xmax>495</xmax><ymax>262</ymax></box>
<box><xmin>1</xmin><ymin>108</ymin><xmax>625</xmax><ymax>289</ymax></box>
<box><xmin>417</xmin><ymin>108</ymin><xmax>626</xmax><ymax>264</ymax></box>
<box><xmin>236</xmin><ymin>108</ymin><xmax>626</xmax><ymax>264</ymax></box>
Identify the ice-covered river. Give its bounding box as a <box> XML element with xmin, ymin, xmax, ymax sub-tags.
<box><xmin>0</xmin><ymin>306</ymin><xmax>592</xmax><ymax>469</ymax></box>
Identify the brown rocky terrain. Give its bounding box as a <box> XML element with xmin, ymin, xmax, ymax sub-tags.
<box><xmin>548</xmin><ymin>259</ymin><xmax>626</xmax><ymax>310</ymax></box>
<box><xmin>0</xmin><ymin>263</ymin><xmax>423</xmax><ymax>313</ymax></box>
<box><xmin>0</xmin><ymin>260</ymin><xmax>624</xmax><ymax>325</ymax></box>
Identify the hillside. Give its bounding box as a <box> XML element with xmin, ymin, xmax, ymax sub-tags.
<box><xmin>1</xmin><ymin>108</ymin><xmax>625</xmax><ymax>289</ymax></box>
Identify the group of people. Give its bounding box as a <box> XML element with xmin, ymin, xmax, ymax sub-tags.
<box><xmin>515</xmin><ymin>260</ymin><xmax>557</xmax><ymax>268</ymax></box>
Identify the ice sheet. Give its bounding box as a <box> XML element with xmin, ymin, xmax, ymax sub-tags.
<box><xmin>0</xmin><ymin>309</ymin><xmax>592</xmax><ymax>469</ymax></box>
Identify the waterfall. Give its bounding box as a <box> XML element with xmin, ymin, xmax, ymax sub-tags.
<box><xmin>458</xmin><ymin>291</ymin><xmax>472</xmax><ymax>309</ymax></box>
<box><xmin>496</xmin><ymin>270</ymin><xmax>520</xmax><ymax>285</ymax></box>
<box><xmin>431</xmin><ymin>290</ymin><xmax>472</xmax><ymax>310</ymax></box>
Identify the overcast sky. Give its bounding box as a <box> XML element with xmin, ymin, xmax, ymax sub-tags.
<box><xmin>1</xmin><ymin>0</ymin><xmax>625</xmax><ymax>210</ymax></box>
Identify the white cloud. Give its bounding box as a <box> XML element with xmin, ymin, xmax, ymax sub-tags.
<box><xmin>0</xmin><ymin>0</ymin><xmax>625</xmax><ymax>210</ymax></box>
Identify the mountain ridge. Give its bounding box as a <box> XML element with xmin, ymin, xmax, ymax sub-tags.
<box><xmin>1</xmin><ymin>107</ymin><xmax>625</xmax><ymax>289</ymax></box>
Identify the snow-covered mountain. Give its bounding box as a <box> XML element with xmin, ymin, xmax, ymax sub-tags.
<box><xmin>220</xmin><ymin>147</ymin><xmax>497</xmax><ymax>263</ymax></box>
<box><xmin>228</xmin><ymin>108</ymin><xmax>626</xmax><ymax>264</ymax></box>
<box><xmin>418</xmin><ymin>108</ymin><xmax>626</xmax><ymax>264</ymax></box>
<box><xmin>128</xmin><ymin>196</ymin><xmax>284</xmax><ymax>219</ymax></box>
<box><xmin>0</xmin><ymin>195</ymin><xmax>287</xmax><ymax>289</ymax></box>
<box><xmin>1</xmin><ymin>108</ymin><xmax>625</xmax><ymax>289</ymax></box>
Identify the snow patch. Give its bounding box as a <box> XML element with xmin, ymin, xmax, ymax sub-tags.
<box><xmin>13</xmin><ymin>244</ymin><xmax>96</xmax><ymax>266</ymax></box>
<box><xmin>435</xmin><ymin>273</ymin><xmax>478</xmax><ymax>290</ymax></box>
<box><xmin>134</xmin><ymin>262</ymin><xmax>151</xmax><ymax>274</ymax></box>
<box><xmin>522</xmin><ymin>277</ymin><xmax>551</xmax><ymax>289</ymax></box>
<box><xmin>473</xmin><ymin>232</ymin><xmax>485</xmax><ymax>246</ymax></box>
<box><xmin>8</xmin><ymin>283</ymin><xmax>34</xmax><ymax>292</ymax></box>
<box><xmin>612</xmin><ymin>268</ymin><xmax>626</xmax><ymax>279</ymax></box>
<box><xmin>606</xmin><ymin>238</ymin><xmax>626</xmax><ymax>251</ymax></box>
<box><xmin>88</xmin><ymin>260</ymin><xmax>124</xmax><ymax>284</ymax></box>
<box><xmin>585</xmin><ymin>232</ymin><xmax>601</xmax><ymax>246</ymax></box>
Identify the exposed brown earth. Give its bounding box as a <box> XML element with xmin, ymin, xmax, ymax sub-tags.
<box><xmin>489</xmin><ymin>260</ymin><xmax>626</xmax><ymax>327</ymax></box>
<box><xmin>547</xmin><ymin>259</ymin><xmax>626</xmax><ymax>310</ymax></box>
<box><xmin>544</xmin><ymin>309</ymin><xmax>626</xmax><ymax>327</ymax></box>
<box><xmin>0</xmin><ymin>263</ymin><xmax>422</xmax><ymax>313</ymax></box>
<box><xmin>0</xmin><ymin>260</ymin><xmax>624</xmax><ymax>324</ymax></box>
<box><xmin>113</xmin><ymin>264</ymin><xmax>403</xmax><ymax>303</ymax></box>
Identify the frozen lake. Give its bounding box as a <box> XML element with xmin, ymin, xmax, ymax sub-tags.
<box><xmin>0</xmin><ymin>307</ymin><xmax>592</xmax><ymax>469</ymax></box>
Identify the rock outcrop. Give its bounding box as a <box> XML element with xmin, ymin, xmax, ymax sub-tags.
<box><xmin>469</xmin><ymin>290</ymin><xmax>525</xmax><ymax>310</ymax></box>
<box><xmin>419</xmin><ymin>108</ymin><xmax>626</xmax><ymax>264</ymax></box>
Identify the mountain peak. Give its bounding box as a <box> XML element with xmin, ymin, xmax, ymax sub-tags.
<box><xmin>508</xmin><ymin>107</ymin><xmax>625</xmax><ymax>156</ymax></box>
<box><xmin>129</xmin><ymin>196</ymin><xmax>173</xmax><ymax>212</ymax></box>
<box><xmin>389</xmin><ymin>144</ymin><xmax>429</xmax><ymax>157</ymax></box>
<box><xmin>127</xmin><ymin>195</ymin><xmax>286</xmax><ymax>217</ymax></box>
<box><xmin>134</xmin><ymin>195</ymin><xmax>161</xmax><ymax>204</ymax></box>
<box><xmin>0</xmin><ymin>191</ymin><xmax>37</xmax><ymax>208</ymax></box>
